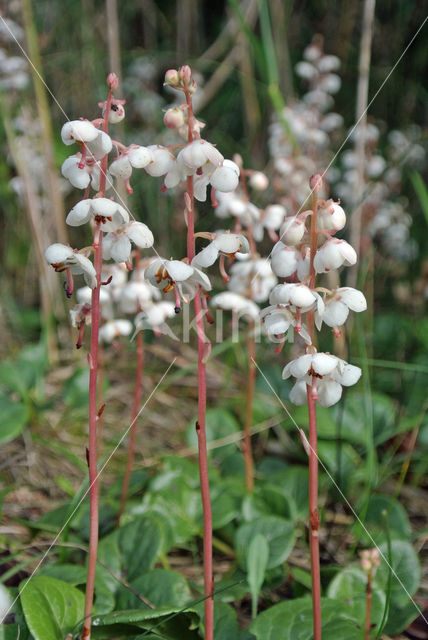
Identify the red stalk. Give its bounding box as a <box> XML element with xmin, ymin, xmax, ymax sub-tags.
<box><xmin>82</xmin><ymin>80</ymin><xmax>112</xmax><ymax>640</ymax></box>
<box><xmin>82</xmin><ymin>226</ymin><xmax>103</xmax><ymax>640</ymax></box>
<box><xmin>184</xmin><ymin>78</ymin><xmax>214</xmax><ymax>640</ymax></box>
<box><xmin>118</xmin><ymin>329</ymin><xmax>144</xmax><ymax>522</ymax></box>
<box><xmin>306</xmin><ymin>188</ymin><xmax>322</xmax><ymax>640</ymax></box>
<box><xmin>244</xmin><ymin>327</ymin><xmax>256</xmax><ymax>492</ymax></box>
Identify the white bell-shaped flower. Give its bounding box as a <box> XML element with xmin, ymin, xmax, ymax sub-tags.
<box><xmin>85</xmin><ymin>131</ymin><xmax>112</xmax><ymax>160</ymax></box>
<box><xmin>177</xmin><ymin>139</ymin><xmax>223</xmax><ymax>174</ymax></box>
<box><xmin>282</xmin><ymin>352</ymin><xmax>339</xmax><ymax>380</ymax></box>
<box><xmin>316</xmin><ymin>201</ymin><xmax>346</xmax><ymax>232</ymax></box>
<box><xmin>192</xmin><ymin>232</ymin><xmax>250</xmax><ymax>269</ymax></box>
<box><xmin>45</xmin><ymin>243</ymin><xmax>97</xmax><ymax>288</ymax></box>
<box><xmin>321</xmin><ymin>287</ymin><xmax>367</xmax><ymax>327</ymax></box>
<box><xmin>61</xmin><ymin>120</ymin><xmax>99</xmax><ymax>145</ymax></box>
<box><xmin>66</xmin><ymin>198</ymin><xmax>129</xmax><ymax>232</ymax></box>
<box><xmin>229</xmin><ymin>257</ymin><xmax>277</xmax><ymax>303</ymax></box>
<box><xmin>109</xmin><ymin>155</ymin><xmax>132</xmax><ymax>180</ymax></box>
<box><xmin>61</xmin><ymin>155</ymin><xmax>90</xmax><ymax>189</ymax></box>
<box><xmin>270</xmin><ymin>243</ymin><xmax>298</xmax><ymax>277</ymax></box>
<box><xmin>313</xmin><ymin>239</ymin><xmax>357</xmax><ymax>273</ymax></box>
<box><xmin>269</xmin><ymin>283</ymin><xmax>316</xmax><ymax>309</ymax></box>
<box><xmin>279</xmin><ymin>216</ymin><xmax>306</xmax><ymax>246</ymax></box>
<box><xmin>128</xmin><ymin>146</ymin><xmax>153</xmax><ymax>168</ymax></box>
<box><xmin>102</xmin><ymin>221</ymin><xmax>154</xmax><ymax>263</ymax></box>
<box><xmin>144</xmin><ymin>145</ymin><xmax>176</xmax><ymax>177</ymax></box>
<box><xmin>210</xmin><ymin>159</ymin><xmax>240</xmax><ymax>192</ymax></box>
<box><xmin>145</xmin><ymin>258</ymin><xmax>211</xmax><ymax>307</ymax></box>
<box><xmin>76</xmin><ymin>286</ymin><xmax>113</xmax><ymax>320</ymax></box>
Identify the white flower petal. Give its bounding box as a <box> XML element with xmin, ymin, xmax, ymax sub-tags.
<box><xmin>311</xmin><ymin>353</ymin><xmax>338</xmax><ymax>376</ymax></box>
<box><xmin>126</xmin><ymin>221</ymin><xmax>154</xmax><ymax>249</ymax></box>
<box><xmin>322</xmin><ymin>300</ymin><xmax>349</xmax><ymax>327</ymax></box>
<box><xmin>110</xmin><ymin>235</ymin><xmax>132</xmax><ymax>263</ymax></box>
<box><xmin>335</xmin><ymin>363</ymin><xmax>362</xmax><ymax>386</ymax></box>
<box><xmin>318</xmin><ymin>380</ymin><xmax>342</xmax><ymax>407</ymax></box>
<box><xmin>128</xmin><ymin>146</ymin><xmax>153</xmax><ymax>168</ymax></box>
<box><xmin>66</xmin><ymin>200</ymin><xmax>92</xmax><ymax>226</ymax></box>
<box><xmin>45</xmin><ymin>243</ymin><xmax>74</xmax><ymax>264</ymax></box>
<box><xmin>109</xmin><ymin>156</ymin><xmax>132</xmax><ymax>179</ymax></box>
<box><xmin>61</xmin><ymin>120</ymin><xmax>98</xmax><ymax>145</ymax></box>
<box><xmin>289</xmin><ymin>379</ymin><xmax>308</xmax><ymax>405</ymax></box>
<box><xmin>289</xmin><ymin>354</ymin><xmax>313</xmax><ymax>378</ymax></box>
<box><xmin>337</xmin><ymin>287</ymin><xmax>367</xmax><ymax>312</ymax></box>
<box><xmin>166</xmin><ymin>260</ymin><xmax>194</xmax><ymax>282</ymax></box>
<box><xmin>192</xmin><ymin>243</ymin><xmax>219</xmax><ymax>268</ymax></box>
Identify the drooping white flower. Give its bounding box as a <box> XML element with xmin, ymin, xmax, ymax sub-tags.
<box><xmin>144</xmin><ymin>145</ymin><xmax>176</xmax><ymax>177</ymax></box>
<box><xmin>210</xmin><ymin>159</ymin><xmax>240</xmax><ymax>192</ymax></box>
<box><xmin>316</xmin><ymin>201</ymin><xmax>346</xmax><ymax>232</ymax></box>
<box><xmin>282</xmin><ymin>352</ymin><xmax>361</xmax><ymax>407</ymax></box>
<box><xmin>99</xmin><ymin>319</ymin><xmax>133</xmax><ymax>343</ymax></box>
<box><xmin>214</xmin><ymin>190</ymin><xmax>260</xmax><ymax>226</ymax></box>
<box><xmin>66</xmin><ymin>198</ymin><xmax>129</xmax><ymax>232</ymax></box>
<box><xmin>177</xmin><ymin>139</ymin><xmax>223</xmax><ymax>175</ymax></box>
<box><xmin>76</xmin><ymin>286</ymin><xmax>113</xmax><ymax>320</ymax></box>
<box><xmin>279</xmin><ymin>216</ymin><xmax>306</xmax><ymax>246</ymax></box>
<box><xmin>61</xmin><ymin>155</ymin><xmax>90</xmax><ymax>189</ymax></box>
<box><xmin>270</xmin><ymin>242</ymin><xmax>299</xmax><ymax>277</ymax></box>
<box><xmin>45</xmin><ymin>243</ymin><xmax>97</xmax><ymax>288</ymax></box>
<box><xmin>192</xmin><ymin>232</ymin><xmax>250</xmax><ymax>269</ymax></box>
<box><xmin>135</xmin><ymin>301</ymin><xmax>177</xmax><ymax>338</ymax></box>
<box><xmin>210</xmin><ymin>292</ymin><xmax>260</xmax><ymax>321</ymax></box>
<box><xmin>269</xmin><ymin>283</ymin><xmax>322</xmax><ymax>312</ymax></box>
<box><xmin>85</xmin><ymin>131</ymin><xmax>112</xmax><ymax>160</ymax></box>
<box><xmin>145</xmin><ymin>258</ymin><xmax>211</xmax><ymax>307</ymax></box>
<box><xmin>102</xmin><ymin>221</ymin><xmax>154</xmax><ymax>263</ymax></box>
<box><xmin>313</xmin><ymin>239</ymin><xmax>357</xmax><ymax>273</ymax></box>
<box><xmin>61</xmin><ymin>120</ymin><xmax>99</xmax><ymax>145</ymax></box>
<box><xmin>319</xmin><ymin>287</ymin><xmax>367</xmax><ymax>328</ymax></box>
<box><xmin>260</xmin><ymin>306</ymin><xmax>311</xmax><ymax>344</ymax></box>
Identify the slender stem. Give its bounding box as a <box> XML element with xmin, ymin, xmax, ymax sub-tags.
<box><xmin>244</xmin><ymin>328</ymin><xmax>256</xmax><ymax>492</ymax></box>
<box><xmin>306</xmin><ymin>189</ymin><xmax>322</xmax><ymax>640</ymax></box>
<box><xmin>364</xmin><ymin>569</ymin><xmax>373</xmax><ymax>640</ymax></box>
<box><xmin>184</xmin><ymin>80</ymin><xmax>213</xmax><ymax>640</ymax></box>
<box><xmin>82</xmin><ymin>227</ymin><xmax>102</xmax><ymax>640</ymax></box>
<box><xmin>306</xmin><ymin>387</ymin><xmax>322</xmax><ymax>640</ymax></box>
<box><xmin>118</xmin><ymin>329</ymin><xmax>144</xmax><ymax>522</ymax></box>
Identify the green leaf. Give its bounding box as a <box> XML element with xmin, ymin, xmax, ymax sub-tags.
<box><xmin>327</xmin><ymin>566</ymin><xmax>385</xmax><ymax>634</ymax></box>
<box><xmin>19</xmin><ymin>576</ymin><xmax>84</xmax><ymax>640</ymax></box>
<box><xmin>247</xmin><ymin>534</ymin><xmax>269</xmax><ymax>618</ymax></box>
<box><xmin>117</xmin><ymin>515</ymin><xmax>163</xmax><ymax>582</ymax></box>
<box><xmin>242</xmin><ymin>484</ymin><xmax>295</xmax><ymax>522</ymax></box>
<box><xmin>383</xmin><ymin>599</ymin><xmax>421</xmax><ymax>635</ymax></box>
<box><xmin>375</xmin><ymin>540</ymin><xmax>420</xmax><ymax>608</ymax></box>
<box><xmin>117</xmin><ymin>569</ymin><xmax>191</xmax><ymax>610</ymax></box>
<box><xmin>39</xmin><ymin>564</ymin><xmax>87</xmax><ymax>585</ymax></box>
<box><xmin>411</xmin><ymin>171</ymin><xmax>428</xmax><ymax>227</ymax></box>
<box><xmin>0</xmin><ymin>390</ymin><xmax>29</xmax><ymax>444</ymax></box>
<box><xmin>236</xmin><ymin>515</ymin><xmax>295</xmax><ymax>570</ymax></box>
<box><xmin>250</xmin><ymin>597</ymin><xmax>359</xmax><ymax>640</ymax></box>
<box><xmin>354</xmin><ymin>494</ymin><xmax>411</xmax><ymax>545</ymax></box>
<box><xmin>269</xmin><ymin>466</ymin><xmax>309</xmax><ymax>520</ymax></box>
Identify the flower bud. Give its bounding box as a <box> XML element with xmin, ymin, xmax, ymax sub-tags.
<box><xmin>164</xmin><ymin>69</ymin><xmax>180</xmax><ymax>87</ymax></box>
<box><xmin>107</xmin><ymin>72</ymin><xmax>119</xmax><ymax>90</ymax></box>
<box><xmin>178</xmin><ymin>65</ymin><xmax>192</xmax><ymax>84</ymax></box>
<box><xmin>310</xmin><ymin>173</ymin><xmax>323</xmax><ymax>193</ymax></box>
<box><xmin>280</xmin><ymin>217</ymin><xmax>305</xmax><ymax>246</ymax></box>
<box><xmin>163</xmin><ymin>107</ymin><xmax>185</xmax><ymax>130</ymax></box>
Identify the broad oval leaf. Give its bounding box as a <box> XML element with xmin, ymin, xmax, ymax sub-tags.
<box><xmin>236</xmin><ymin>515</ymin><xmax>295</xmax><ymax>570</ymax></box>
<box><xmin>19</xmin><ymin>576</ymin><xmax>84</xmax><ymax>640</ymax></box>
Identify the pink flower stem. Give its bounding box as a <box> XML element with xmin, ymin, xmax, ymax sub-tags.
<box><xmin>82</xmin><ymin>225</ymin><xmax>103</xmax><ymax>640</ymax></box>
<box><xmin>83</xmin><ymin>79</ymin><xmax>112</xmax><ymax>640</ymax></box>
<box><xmin>306</xmin><ymin>189</ymin><xmax>322</xmax><ymax>640</ymax></box>
<box><xmin>184</xmin><ymin>78</ymin><xmax>214</xmax><ymax>640</ymax></box>
<box><xmin>118</xmin><ymin>327</ymin><xmax>144</xmax><ymax>523</ymax></box>
<box><xmin>244</xmin><ymin>326</ymin><xmax>256</xmax><ymax>492</ymax></box>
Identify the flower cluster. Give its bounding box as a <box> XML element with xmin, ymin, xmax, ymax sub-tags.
<box><xmin>260</xmin><ymin>175</ymin><xmax>366</xmax><ymax>407</ymax></box>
